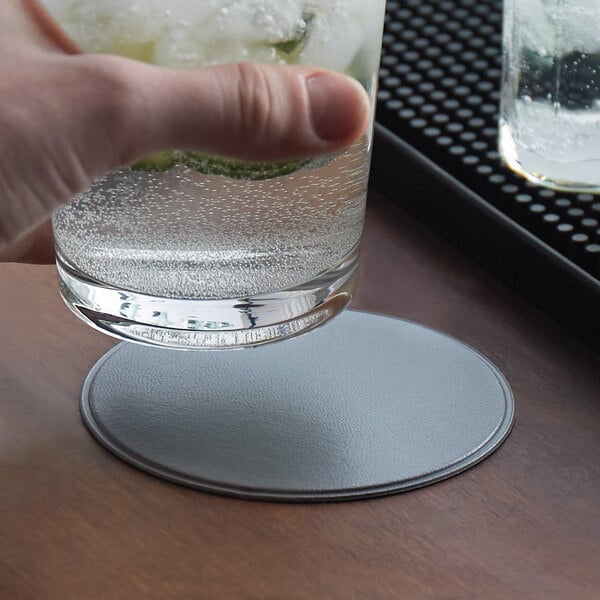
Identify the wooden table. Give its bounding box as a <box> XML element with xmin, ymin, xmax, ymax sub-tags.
<box><xmin>1</xmin><ymin>191</ymin><xmax>599</xmax><ymax>599</ymax></box>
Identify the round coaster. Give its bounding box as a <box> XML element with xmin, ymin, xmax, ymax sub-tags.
<box><xmin>81</xmin><ymin>310</ymin><xmax>514</xmax><ymax>502</ymax></box>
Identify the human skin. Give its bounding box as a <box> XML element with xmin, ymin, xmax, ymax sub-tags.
<box><xmin>0</xmin><ymin>0</ymin><xmax>369</xmax><ymax>263</ymax></box>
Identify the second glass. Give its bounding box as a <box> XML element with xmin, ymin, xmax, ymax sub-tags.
<box><xmin>500</xmin><ymin>0</ymin><xmax>600</xmax><ymax>191</ymax></box>
<box><xmin>46</xmin><ymin>0</ymin><xmax>386</xmax><ymax>348</ymax></box>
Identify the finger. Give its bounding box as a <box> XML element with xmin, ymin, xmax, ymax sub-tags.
<box><xmin>0</xmin><ymin>219</ymin><xmax>54</xmax><ymax>264</ymax></box>
<box><xmin>21</xmin><ymin>0</ymin><xmax>82</xmax><ymax>54</ymax></box>
<box><xmin>108</xmin><ymin>59</ymin><xmax>371</xmax><ymax>165</ymax></box>
<box><xmin>23</xmin><ymin>0</ymin><xmax>371</xmax><ymax>165</ymax></box>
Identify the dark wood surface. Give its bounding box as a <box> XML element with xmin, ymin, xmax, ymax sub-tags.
<box><xmin>1</xmin><ymin>190</ymin><xmax>599</xmax><ymax>599</ymax></box>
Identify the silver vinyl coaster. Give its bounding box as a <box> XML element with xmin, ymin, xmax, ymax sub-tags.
<box><xmin>81</xmin><ymin>310</ymin><xmax>514</xmax><ymax>502</ymax></box>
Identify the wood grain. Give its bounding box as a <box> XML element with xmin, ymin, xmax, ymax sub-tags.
<box><xmin>1</xmin><ymin>191</ymin><xmax>599</xmax><ymax>600</ymax></box>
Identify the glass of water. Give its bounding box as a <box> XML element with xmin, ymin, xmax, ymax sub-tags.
<box><xmin>499</xmin><ymin>0</ymin><xmax>600</xmax><ymax>191</ymax></box>
<box><xmin>45</xmin><ymin>0</ymin><xmax>386</xmax><ymax>349</ymax></box>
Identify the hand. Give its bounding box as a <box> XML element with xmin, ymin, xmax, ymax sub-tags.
<box><xmin>0</xmin><ymin>0</ymin><xmax>369</xmax><ymax>263</ymax></box>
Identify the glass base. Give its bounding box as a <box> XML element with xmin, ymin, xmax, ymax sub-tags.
<box><xmin>56</xmin><ymin>249</ymin><xmax>357</xmax><ymax>349</ymax></box>
<box><xmin>499</xmin><ymin>119</ymin><xmax>600</xmax><ymax>193</ymax></box>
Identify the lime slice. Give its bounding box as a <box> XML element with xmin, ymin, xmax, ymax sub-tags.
<box><xmin>345</xmin><ymin>47</ymin><xmax>372</xmax><ymax>92</ymax></box>
<box><xmin>131</xmin><ymin>150</ymin><xmax>176</xmax><ymax>171</ymax></box>
<box><xmin>131</xmin><ymin>150</ymin><xmax>316</xmax><ymax>180</ymax></box>
<box><xmin>273</xmin><ymin>12</ymin><xmax>316</xmax><ymax>62</ymax></box>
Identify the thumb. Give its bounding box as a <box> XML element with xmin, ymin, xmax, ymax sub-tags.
<box><xmin>105</xmin><ymin>59</ymin><xmax>371</xmax><ymax>166</ymax></box>
<box><xmin>24</xmin><ymin>0</ymin><xmax>370</xmax><ymax>164</ymax></box>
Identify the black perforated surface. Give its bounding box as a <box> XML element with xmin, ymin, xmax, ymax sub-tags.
<box><xmin>373</xmin><ymin>0</ymin><xmax>600</xmax><ymax>346</ymax></box>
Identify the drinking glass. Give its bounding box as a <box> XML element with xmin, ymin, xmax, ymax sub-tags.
<box><xmin>499</xmin><ymin>0</ymin><xmax>600</xmax><ymax>191</ymax></box>
<box><xmin>34</xmin><ymin>2</ymin><xmax>516</xmax><ymax>502</ymax></box>
<box><xmin>44</xmin><ymin>0</ymin><xmax>387</xmax><ymax>349</ymax></box>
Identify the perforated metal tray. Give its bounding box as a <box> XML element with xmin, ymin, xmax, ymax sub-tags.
<box><xmin>373</xmin><ymin>0</ymin><xmax>600</xmax><ymax>348</ymax></box>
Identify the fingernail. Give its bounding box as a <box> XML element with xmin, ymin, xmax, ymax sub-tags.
<box><xmin>306</xmin><ymin>72</ymin><xmax>370</xmax><ymax>143</ymax></box>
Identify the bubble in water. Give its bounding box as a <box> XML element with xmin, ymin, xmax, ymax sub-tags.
<box><xmin>53</xmin><ymin>141</ymin><xmax>369</xmax><ymax>299</ymax></box>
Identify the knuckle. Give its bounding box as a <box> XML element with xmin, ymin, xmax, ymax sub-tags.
<box><xmin>73</xmin><ymin>55</ymin><xmax>139</xmax><ymax>164</ymax></box>
<box><xmin>232</xmin><ymin>62</ymin><xmax>278</xmax><ymax>143</ymax></box>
